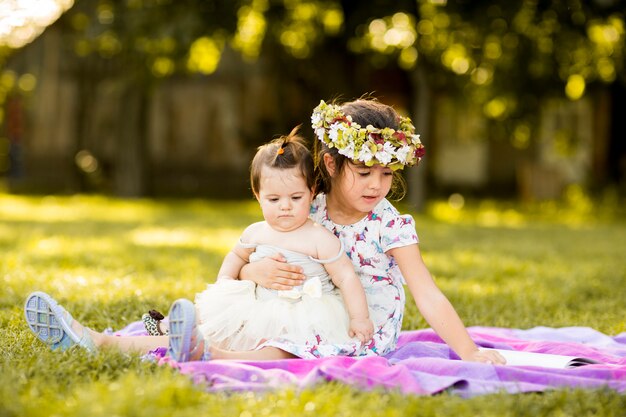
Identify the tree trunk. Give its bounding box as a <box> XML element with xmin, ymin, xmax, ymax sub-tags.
<box><xmin>114</xmin><ymin>83</ymin><xmax>147</xmax><ymax>197</ymax></box>
<box><xmin>407</xmin><ymin>62</ymin><xmax>431</xmax><ymax>212</ymax></box>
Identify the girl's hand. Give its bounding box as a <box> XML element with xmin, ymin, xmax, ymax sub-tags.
<box><xmin>239</xmin><ymin>253</ymin><xmax>305</xmax><ymax>290</ymax></box>
<box><xmin>349</xmin><ymin>318</ymin><xmax>374</xmax><ymax>343</ymax></box>
<box><xmin>464</xmin><ymin>349</ymin><xmax>507</xmax><ymax>365</ymax></box>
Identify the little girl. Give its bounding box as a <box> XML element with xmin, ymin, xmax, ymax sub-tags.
<box><xmin>239</xmin><ymin>99</ymin><xmax>505</xmax><ymax>364</ymax></box>
<box><xmin>24</xmin><ymin>130</ymin><xmax>374</xmax><ymax>361</ymax></box>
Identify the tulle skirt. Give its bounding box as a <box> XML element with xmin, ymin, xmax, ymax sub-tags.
<box><xmin>195</xmin><ymin>279</ymin><xmax>355</xmax><ymax>351</ymax></box>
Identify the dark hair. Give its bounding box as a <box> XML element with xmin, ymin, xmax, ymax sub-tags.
<box><xmin>314</xmin><ymin>99</ymin><xmax>406</xmax><ymax>199</ymax></box>
<box><xmin>250</xmin><ymin>126</ymin><xmax>314</xmax><ymax>196</ymax></box>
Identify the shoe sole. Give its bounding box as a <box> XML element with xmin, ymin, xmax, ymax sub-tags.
<box><xmin>24</xmin><ymin>291</ymin><xmax>80</xmax><ymax>350</ymax></box>
<box><xmin>167</xmin><ymin>299</ymin><xmax>196</xmax><ymax>362</ymax></box>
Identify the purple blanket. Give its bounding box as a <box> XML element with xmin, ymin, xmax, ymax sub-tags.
<box><xmin>115</xmin><ymin>323</ymin><xmax>626</xmax><ymax>396</ymax></box>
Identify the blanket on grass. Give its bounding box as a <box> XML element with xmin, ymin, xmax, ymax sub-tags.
<box><xmin>115</xmin><ymin>322</ymin><xmax>626</xmax><ymax>397</ymax></box>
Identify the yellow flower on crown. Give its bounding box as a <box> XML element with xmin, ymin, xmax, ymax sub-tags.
<box><xmin>311</xmin><ymin>100</ymin><xmax>425</xmax><ymax>171</ymax></box>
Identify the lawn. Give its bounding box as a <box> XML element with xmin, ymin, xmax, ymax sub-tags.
<box><xmin>1</xmin><ymin>190</ymin><xmax>625</xmax><ymax>416</ymax></box>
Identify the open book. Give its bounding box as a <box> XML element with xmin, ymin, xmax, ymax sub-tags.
<box><xmin>481</xmin><ymin>348</ymin><xmax>601</xmax><ymax>369</ymax></box>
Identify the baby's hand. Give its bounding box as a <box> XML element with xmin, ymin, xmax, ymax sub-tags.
<box><xmin>349</xmin><ymin>318</ymin><xmax>374</xmax><ymax>343</ymax></box>
<box><xmin>465</xmin><ymin>349</ymin><xmax>507</xmax><ymax>365</ymax></box>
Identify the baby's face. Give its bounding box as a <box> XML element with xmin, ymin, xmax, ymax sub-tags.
<box><xmin>256</xmin><ymin>166</ymin><xmax>313</xmax><ymax>232</ymax></box>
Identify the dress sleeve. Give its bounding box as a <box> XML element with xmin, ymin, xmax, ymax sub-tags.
<box><xmin>380</xmin><ymin>213</ymin><xmax>419</xmax><ymax>252</ymax></box>
<box><xmin>238</xmin><ymin>238</ymin><xmax>258</xmax><ymax>249</ymax></box>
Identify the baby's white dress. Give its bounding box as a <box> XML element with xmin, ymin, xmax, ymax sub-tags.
<box><xmin>194</xmin><ymin>242</ymin><xmax>356</xmax><ymax>351</ymax></box>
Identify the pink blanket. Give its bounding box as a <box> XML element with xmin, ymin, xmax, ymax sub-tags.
<box><xmin>116</xmin><ymin>323</ymin><xmax>626</xmax><ymax>396</ymax></box>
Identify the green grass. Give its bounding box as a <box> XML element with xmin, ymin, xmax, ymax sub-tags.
<box><xmin>1</xmin><ymin>191</ymin><xmax>625</xmax><ymax>416</ymax></box>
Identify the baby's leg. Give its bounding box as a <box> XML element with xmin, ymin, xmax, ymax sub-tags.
<box><xmin>165</xmin><ymin>298</ymin><xmax>296</xmax><ymax>361</ymax></box>
<box><xmin>209</xmin><ymin>346</ymin><xmax>296</xmax><ymax>360</ymax></box>
<box><xmin>96</xmin><ymin>333</ymin><xmax>169</xmax><ymax>353</ymax></box>
<box><xmin>25</xmin><ymin>291</ymin><xmax>168</xmax><ymax>354</ymax></box>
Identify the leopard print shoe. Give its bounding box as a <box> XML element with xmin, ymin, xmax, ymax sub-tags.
<box><xmin>141</xmin><ymin>310</ymin><xmax>169</xmax><ymax>336</ymax></box>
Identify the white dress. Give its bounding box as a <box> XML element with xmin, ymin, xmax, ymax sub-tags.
<box><xmin>194</xmin><ymin>242</ymin><xmax>357</xmax><ymax>351</ymax></box>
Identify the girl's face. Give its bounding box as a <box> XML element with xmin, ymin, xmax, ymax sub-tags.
<box><xmin>255</xmin><ymin>166</ymin><xmax>313</xmax><ymax>232</ymax></box>
<box><xmin>328</xmin><ymin>157</ymin><xmax>393</xmax><ymax>218</ymax></box>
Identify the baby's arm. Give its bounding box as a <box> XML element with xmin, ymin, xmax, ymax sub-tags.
<box><xmin>389</xmin><ymin>244</ymin><xmax>505</xmax><ymax>364</ymax></box>
<box><xmin>216</xmin><ymin>228</ymin><xmax>255</xmax><ymax>281</ymax></box>
<box><xmin>319</xmin><ymin>235</ymin><xmax>373</xmax><ymax>342</ymax></box>
<box><xmin>217</xmin><ymin>246</ymin><xmax>251</xmax><ymax>281</ymax></box>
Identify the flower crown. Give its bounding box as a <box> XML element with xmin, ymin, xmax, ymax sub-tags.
<box><xmin>311</xmin><ymin>100</ymin><xmax>425</xmax><ymax>171</ymax></box>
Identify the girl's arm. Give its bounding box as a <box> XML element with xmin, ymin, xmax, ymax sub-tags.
<box><xmin>323</xmin><ymin>244</ymin><xmax>374</xmax><ymax>342</ymax></box>
<box><xmin>239</xmin><ymin>256</ymin><xmax>306</xmax><ymax>289</ymax></box>
<box><xmin>389</xmin><ymin>244</ymin><xmax>505</xmax><ymax>364</ymax></box>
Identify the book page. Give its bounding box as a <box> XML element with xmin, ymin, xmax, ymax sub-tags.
<box><xmin>481</xmin><ymin>348</ymin><xmax>600</xmax><ymax>368</ymax></box>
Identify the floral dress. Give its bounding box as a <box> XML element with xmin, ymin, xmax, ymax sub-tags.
<box><xmin>262</xmin><ymin>193</ymin><xmax>419</xmax><ymax>358</ymax></box>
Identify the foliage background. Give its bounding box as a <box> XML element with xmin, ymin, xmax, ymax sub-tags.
<box><xmin>0</xmin><ymin>0</ymin><xmax>625</xmax><ymax>199</ymax></box>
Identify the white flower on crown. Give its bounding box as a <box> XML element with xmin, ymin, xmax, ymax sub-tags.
<box><xmin>376</xmin><ymin>142</ymin><xmax>395</xmax><ymax>166</ymax></box>
<box><xmin>315</xmin><ymin>127</ymin><xmax>325</xmax><ymax>142</ymax></box>
<box><xmin>357</xmin><ymin>142</ymin><xmax>374</xmax><ymax>163</ymax></box>
<box><xmin>338</xmin><ymin>141</ymin><xmax>355</xmax><ymax>159</ymax></box>
<box><xmin>328</xmin><ymin>123</ymin><xmax>341</xmax><ymax>142</ymax></box>
<box><xmin>311</xmin><ymin>111</ymin><xmax>322</xmax><ymax>127</ymax></box>
<box><xmin>396</xmin><ymin>145</ymin><xmax>411</xmax><ymax>164</ymax></box>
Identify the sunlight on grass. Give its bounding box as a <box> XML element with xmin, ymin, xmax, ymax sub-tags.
<box><xmin>426</xmin><ymin>185</ymin><xmax>624</xmax><ymax>228</ymax></box>
<box><xmin>33</xmin><ymin>235</ymin><xmax>117</xmax><ymax>253</ymax></box>
<box><xmin>131</xmin><ymin>227</ymin><xmax>241</xmax><ymax>253</ymax></box>
<box><xmin>0</xmin><ymin>194</ymin><xmax>263</xmax><ymax>317</ymax></box>
<box><xmin>428</xmin><ymin>200</ymin><xmax>528</xmax><ymax>227</ymax></box>
<box><xmin>0</xmin><ymin>194</ymin><xmax>158</xmax><ymax>222</ymax></box>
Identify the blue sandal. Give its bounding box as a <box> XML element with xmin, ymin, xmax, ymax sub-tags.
<box><xmin>167</xmin><ymin>298</ymin><xmax>210</xmax><ymax>362</ymax></box>
<box><xmin>24</xmin><ymin>291</ymin><xmax>96</xmax><ymax>352</ymax></box>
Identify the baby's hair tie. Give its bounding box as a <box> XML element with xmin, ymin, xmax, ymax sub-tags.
<box><xmin>277</xmin><ymin>141</ymin><xmax>287</xmax><ymax>155</ymax></box>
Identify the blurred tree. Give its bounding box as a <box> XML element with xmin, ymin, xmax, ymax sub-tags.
<box><xmin>336</xmin><ymin>0</ymin><xmax>625</xmax><ymax>203</ymax></box>
<box><xmin>347</xmin><ymin>0</ymin><xmax>624</xmax><ymax>138</ymax></box>
<box><xmin>51</xmin><ymin>0</ymin><xmax>240</xmax><ymax>196</ymax></box>
<box><xmin>2</xmin><ymin>0</ymin><xmax>624</xmax><ymax>196</ymax></box>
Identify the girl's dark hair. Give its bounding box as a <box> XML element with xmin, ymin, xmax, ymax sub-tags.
<box><xmin>250</xmin><ymin>126</ymin><xmax>314</xmax><ymax>196</ymax></box>
<box><xmin>314</xmin><ymin>99</ymin><xmax>407</xmax><ymax>199</ymax></box>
